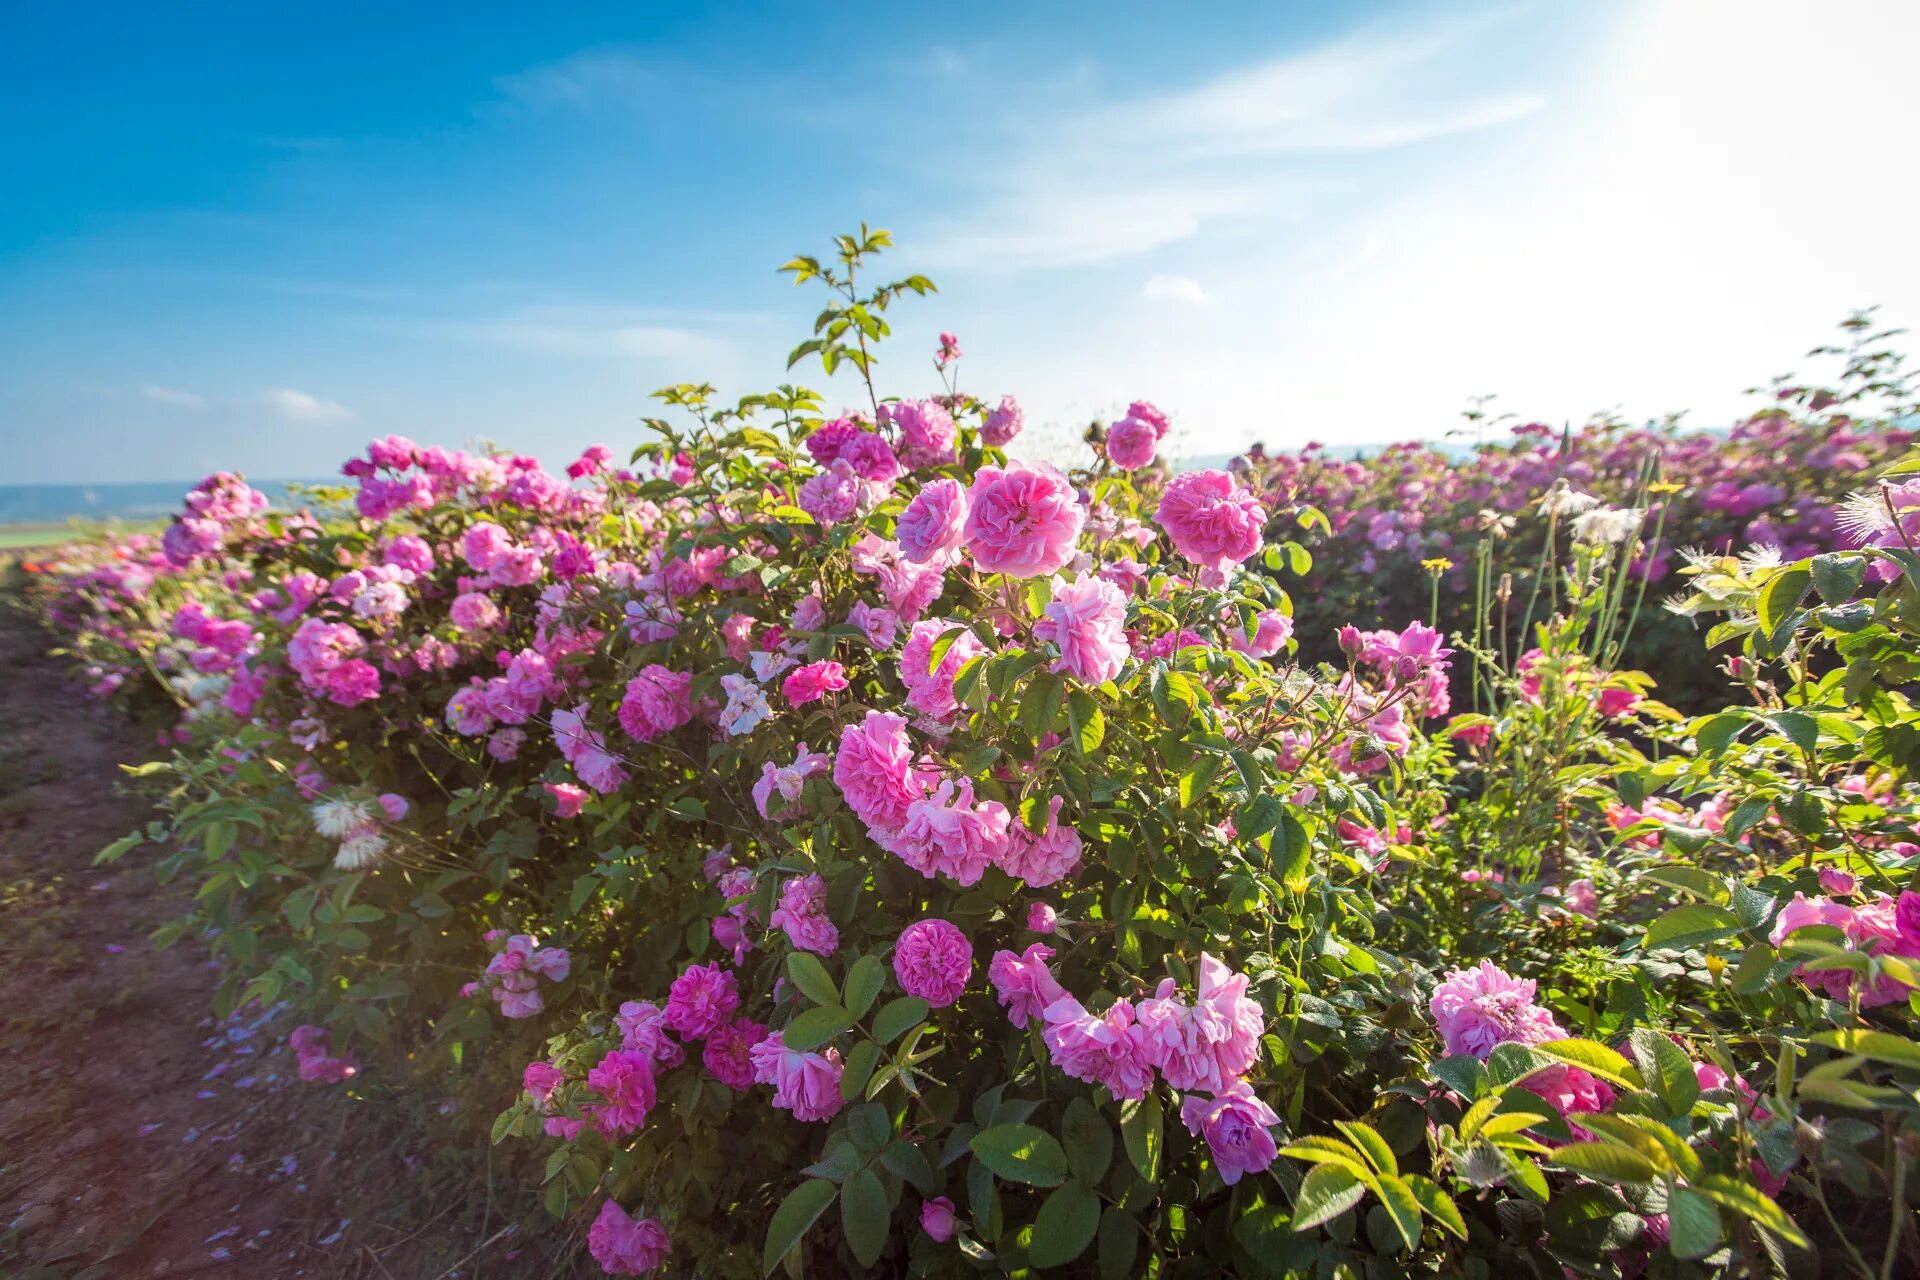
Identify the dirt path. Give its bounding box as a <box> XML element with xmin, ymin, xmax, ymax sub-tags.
<box><xmin>0</xmin><ymin>602</ymin><xmax>366</xmax><ymax>1278</ymax></box>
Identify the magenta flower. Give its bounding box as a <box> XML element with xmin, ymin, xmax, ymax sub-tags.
<box><xmin>782</xmin><ymin>660</ymin><xmax>848</xmax><ymax>706</ymax></box>
<box><xmin>587</xmin><ymin>1200</ymin><xmax>670</xmax><ymax>1275</ymax></box>
<box><xmin>769</xmin><ymin>873</ymin><xmax>840</xmax><ymax>955</ymax></box>
<box><xmin>1179</xmin><ymin>1081</ymin><xmax>1280</xmax><ymax>1185</ymax></box>
<box><xmin>585</xmin><ymin>1048</ymin><xmax>657</xmax><ymax>1137</ymax></box>
<box><xmin>618</xmin><ymin>666</ymin><xmax>693</xmax><ymax>741</ymax></box>
<box><xmin>1106</xmin><ymin>414</ymin><xmax>1158</xmax><ymax>470</ymax></box>
<box><xmin>663</xmin><ymin>963</ymin><xmax>740</xmax><ymax>1041</ymax></box>
<box><xmin>920</xmin><ymin>1196</ymin><xmax>957</xmax><ymax>1242</ymax></box>
<box><xmin>893</xmin><ymin>918</ymin><xmax>974</xmax><ymax>1007</ymax></box>
<box><xmin>1156</xmin><ymin>470</ymin><xmax>1265</xmax><ymax>574</ymax></box>
<box><xmin>1026</xmin><ymin>901</ymin><xmax>1058</xmax><ymax>934</ymax></box>
<box><xmin>963</xmin><ymin>461</ymin><xmax>1085</xmax><ymax>579</ymax></box>
<box><xmin>703</xmin><ymin>1017</ymin><xmax>769</xmax><ymax>1091</ymax></box>
<box><xmin>749</xmin><ymin>1031</ymin><xmax>845</xmax><ymax>1122</ymax></box>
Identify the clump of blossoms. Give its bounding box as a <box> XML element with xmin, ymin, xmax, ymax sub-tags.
<box><xmin>36</xmin><ymin>233</ymin><xmax>1911</xmax><ymax>1278</ymax></box>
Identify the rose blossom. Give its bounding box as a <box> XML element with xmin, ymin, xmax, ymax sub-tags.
<box><xmin>1034</xmin><ymin>574</ymin><xmax>1129</xmax><ymax>685</ymax></box>
<box><xmin>1179</xmin><ymin>1082</ymin><xmax>1280</xmax><ymax>1186</ymax></box>
<box><xmin>963</xmin><ymin>461</ymin><xmax>1085</xmax><ymax>579</ymax></box>
<box><xmin>749</xmin><ymin>1031</ymin><xmax>844</xmax><ymax>1122</ymax></box>
<box><xmin>1106</xmin><ymin>413</ymin><xmax>1158</xmax><ymax>470</ymax></box>
<box><xmin>897</xmin><ymin>478</ymin><xmax>969</xmax><ymax>565</ymax></box>
<box><xmin>833</xmin><ymin>711</ymin><xmax>930</xmax><ymax>834</ymax></box>
<box><xmin>584</xmin><ymin>1048</ymin><xmax>657</xmax><ymax>1137</ymax></box>
<box><xmin>769</xmin><ymin>873</ymin><xmax>840</xmax><ymax>955</ymax></box>
<box><xmin>782</xmin><ymin>660</ymin><xmax>848</xmax><ymax>706</ymax></box>
<box><xmin>1428</xmin><ymin>961</ymin><xmax>1564</xmax><ymax>1060</ymax></box>
<box><xmin>1133</xmin><ymin>954</ymin><xmax>1264</xmax><ymax>1095</ymax></box>
<box><xmin>1156</xmin><ymin>470</ymin><xmax>1266</xmax><ymax>574</ymax></box>
<box><xmin>982</xmin><ymin>395</ymin><xmax>1023</xmax><ymax>447</ymax></box>
<box><xmin>892</xmin><ymin>918</ymin><xmax>974</xmax><ymax>1007</ymax></box>
<box><xmin>988</xmin><ymin>943</ymin><xmax>1067</xmax><ymax>1027</ymax></box>
<box><xmin>703</xmin><ymin>1017</ymin><xmax>769</xmax><ymax>1091</ymax></box>
<box><xmin>587</xmin><ymin>1200</ymin><xmax>670</xmax><ymax>1276</ymax></box>
<box><xmin>663</xmin><ymin>963</ymin><xmax>740</xmax><ymax>1040</ymax></box>
<box><xmin>899</xmin><ymin>618</ymin><xmax>986</xmax><ymax>722</ymax></box>
<box><xmin>920</xmin><ymin>1196</ymin><xmax>957</xmax><ymax>1242</ymax></box>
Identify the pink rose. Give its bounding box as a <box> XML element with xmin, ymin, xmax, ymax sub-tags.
<box><xmin>618</xmin><ymin>666</ymin><xmax>692</xmax><ymax>742</ymax></box>
<box><xmin>1106</xmin><ymin>414</ymin><xmax>1157</xmax><ymax>470</ymax></box>
<box><xmin>892</xmin><ymin>918</ymin><xmax>973</xmax><ymax>1007</ymax></box>
<box><xmin>587</xmin><ymin>1200</ymin><xmax>670</xmax><ymax>1275</ymax></box>
<box><xmin>663</xmin><ymin>963</ymin><xmax>740</xmax><ymax>1041</ymax></box>
<box><xmin>1027</xmin><ymin>901</ymin><xmax>1058</xmax><ymax>934</ymax></box>
<box><xmin>982</xmin><ymin>395</ymin><xmax>1023</xmax><ymax>447</ymax></box>
<box><xmin>920</xmin><ymin>1196</ymin><xmax>957</xmax><ymax>1243</ymax></box>
<box><xmin>545</xmin><ymin>782</ymin><xmax>590</xmax><ymax>818</ymax></box>
<box><xmin>749</xmin><ymin>1031</ymin><xmax>844</xmax><ymax>1122</ymax></box>
<box><xmin>833</xmin><ymin>711</ymin><xmax>931</xmax><ymax>834</ymax></box>
<box><xmin>963</xmin><ymin>461</ymin><xmax>1085</xmax><ymax>579</ymax></box>
<box><xmin>1034</xmin><ymin>574</ymin><xmax>1129</xmax><ymax>685</ymax></box>
<box><xmin>1156</xmin><ymin>470</ymin><xmax>1265</xmax><ymax>574</ymax></box>
<box><xmin>1179</xmin><ymin>1082</ymin><xmax>1280</xmax><ymax>1186</ymax></box>
<box><xmin>888</xmin><ymin>399</ymin><xmax>957</xmax><ymax>469</ymax></box>
<box><xmin>897</xmin><ymin>478</ymin><xmax>969</xmax><ymax>565</ymax></box>
<box><xmin>782</xmin><ymin>660</ymin><xmax>848</xmax><ymax>706</ymax></box>
<box><xmin>988</xmin><ymin>943</ymin><xmax>1066</xmax><ymax>1027</ymax></box>
<box><xmin>900</xmin><ymin>618</ymin><xmax>986</xmax><ymax>722</ymax></box>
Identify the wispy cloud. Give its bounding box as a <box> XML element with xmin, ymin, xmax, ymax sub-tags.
<box><xmin>362</xmin><ymin>305</ymin><xmax>751</xmax><ymax>372</ymax></box>
<box><xmin>1141</xmin><ymin>275</ymin><xmax>1212</xmax><ymax>307</ymax></box>
<box><xmin>262</xmin><ymin>388</ymin><xmax>356</xmax><ymax>425</ymax></box>
<box><xmin>142</xmin><ymin>383</ymin><xmax>205</xmax><ymax>409</ymax></box>
<box><xmin>917</xmin><ymin>15</ymin><xmax>1545</xmax><ymax>270</ymax></box>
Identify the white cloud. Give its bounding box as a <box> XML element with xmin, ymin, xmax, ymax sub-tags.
<box><xmin>262</xmin><ymin>388</ymin><xmax>356</xmax><ymax>425</ymax></box>
<box><xmin>1142</xmin><ymin>275</ymin><xmax>1211</xmax><ymax>307</ymax></box>
<box><xmin>363</xmin><ymin>306</ymin><xmax>743</xmax><ymax>371</ymax></box>
<box><xmin>141</xmin><ymin>383</ymin><xmax>204</xmax><ymax>409</ymax></box>
<box><xmin>918</xmin><ymin>13</ymin><xmax>1547</xmax><ymax>271</ymax></box>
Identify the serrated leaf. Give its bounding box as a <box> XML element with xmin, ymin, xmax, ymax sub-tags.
<box><xmin>1536</xmin><ymin>1038</ymin><xmax>1640</xmax><ymax>1089</ymax></box>
<box><xmin>1291</xmin><ymin>1163</ymin><xmax>1368</xmax><ymax>1231</ymax></box>
<box><xmin>1547</xmin><ymin>1141</ymin><xmax>1661</xmax><ymax>1184</ymax></box>
<box><xmin>1374</xmin><ymin>1175</ymin><xmax>1423</xmax><ymax>1252</ymax></box>
<box><xmin>1403</xmin><ymin>1174</ymin><xmax>1466</xmax><ymax>1240</ymax></box>
<box><xmin>1810</xmin><ymin>1028</ymin><xmax>1920</xmax><ymax>1070</ymax></box>
<box><xmin>1067</xmin><ymin>691</ymin><xmax>1106</xmax><ymax>756</ymax></box>
<box><xmin>871</xmin><ymin>996</ymin><xmax>928</xmax><ymax>1045</ymax></box>
<box><xmin>1333</xmin><ymin>1120</ymin><xmax>1396</xmax><ymax>1176</ymax></box>
<box><xmin>1028</xmin><ymin>1181</ymin><xmax>1100</xmax><ymax>1267</ymax></box>
<box><xmin>1688</xmin><ymin>1175</ymin><xmax>1809</xmax><ymax>1248</ymax></box>
<box><xmin>1668</xmin><ymin>1186</ymin><xmax>1723</xmax><ymax>1259</ymax></box>
<box><xmin>1627</xmin><ymin>1028</ymin><xmax>1700</xmax><ymax>1115</ymax></box>
<box><xmin>970</xmin><ymin>1123</ymin><xmax>1067</xmax><ymax>1187</ymax></box>
<box><xmin>786</xmin><ymin>952</ymin><xmax>839</xmax><ymax>1007</ymax></box>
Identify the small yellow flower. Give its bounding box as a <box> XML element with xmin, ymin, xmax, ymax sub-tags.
<box><xmin>1421</xmin><ymin>557</ymin><xmax>1454</xmax><ymax>573</ymax></box>
<box><xmin>1283</xmin><ymin>875</ymin><xmax>1311</xmax><ymax>897</ymax></box>
<box><xmin>1703</xmin><ymin>952</ymin><xmax>1728</xmax><ymax>982</ymax></box>
<box><xmin>1647</xmin><ymin>481</ymin><xmax>1684</xmax><ymax>495</ymax></box>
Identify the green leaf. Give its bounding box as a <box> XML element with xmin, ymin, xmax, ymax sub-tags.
<box><xmin>1060</xmin><ymin>1096</ymin><xmax>1114</xmax><ymax>1183</ymax></box>
<box><xmin>871</xmin><ymin>996</ymin><xmax>928</xmax><ymax>1045</ymax></box>
<box><xmin>1120</xmin><ymin>1091</ymin><xmax>1163</xmax><ymax>1184</ymax></box>
<box><xmin>1627</xmin><ymin>1028</ymin><xmax>1700</xmax><ymax>1115</ymax></box>
<box><xmin>1028</xmin><ymin>1181</ymin><xmax>1101</xmax><ymax>1267</ymax></box>
<box><xmin>1536</xmin><ymin>1038</ymin><xmax>1640</xmax><ymax>1090</ymax></box>
<box><xmin>1373</xmin><ymin>1175</ymin><xmax>1424</xmax><ymax>1252</ymax></box>
<box><xmin>1097</xmin><ymin>1206</ymin><xmax>1139</xmax><ymax>1280</ymax></box>
<box><xmin>1291</xmin><ymin>1163</ymin><xmax>1368</xmax><ymax>1232</ymax></box>
<box><xmin>1641</xmin><ymin>903</ymin><xmax>1741</xmax><ymax>953</ymax></box>
<box><xmin>1688</xmin><ymin>1175</ymin><xmax>1810</xmax><ymax>1248</ymax></box>
<box><xmin>784</xmin><ymin>1005</ymin><xmax>853</xmax><ymax>1052</ymax></box>
<box><xmin>1694</xmin><ymin>712</ymin><xmax>1750</xmax><ymax>758</ymax></box>
<box><xmin>1809</xmin><ymin>552</ymin><xmax>1864</xmax><ymax>604</ymax></box>
<box><xmin>1067</xmin><ymin>691</ymin><xmax>1106</xmax><ymax>756</ymax></box>
<box><xmin>970</xmin><ymin>1123</ymin><xmax>1068</xmax><ymax>1187</ymax></box>
<box><xmin>1757</xmin><ymin>564</ymin><xmax>1812</xmax><ymax>635</ymax></box>
<box><xmin>847</xmin><ymin>1101</ymin><xmax>891</xmax><ymax>1152</ymax></box>
<box><xmin>1333</xmin><ymin>1120</ymin><xmax>1396</xmax><ymax>1176</ymax></box>
<box><xmin>786</xmin><ymin>952</ymin><xmax>839</xmax><ymax>1007</ymax></box>
<box><xmin>839</xmin><ymin>1041</ymin><xmax>880</xmax><ymax>1102</ymax></box>
<box><xmin>1766</xmin><ymin>710</ymin><xmax>1819</xmax><ymax>755</ymax></box>
<box><xmin>762</xmin><ymin>1178</ymin><xmax>836</xmax><ymax>1276</ymax></box>
<box><xmin>1667</xmin><ymin>1186</ymin><xmax>1723</xmax><ymax>1260</ymax></box>
<box><xmin>1811</xmin><ymin>1028</ymin><xmax>1920</xmax><ymax>1070</ymax></box>
<box><xmin>93</xmin><ymin>830</ymin><xmax>143</xmax><ymax>866</ymax></box>
<box><xmin>1546</xmin><ymin>1142</ymin><xmax>1661</xmax><ymax>1184</ymax></box>
<box><xmin>1639</xmin><ymin>866</ymin><xmax>1730</xmax><ymax>904</ymax></box>
<box><xmin>842</xmin><ymin>955</ymin><xmax>884</xmax><ymax>1019</ymax></box>
<box><xmin>1402</xmin><ymin>1174</ymin><xmax>1466</xmax><ymax>1240</ymax></box>
<box><xmin>840</xmin><ymin>1168</ymin><xmax>888</xmax><ymax>1268</ymax></box>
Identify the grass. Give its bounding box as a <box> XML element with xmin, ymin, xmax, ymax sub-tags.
<box><xmin>0</xmin><ymin>522</ymin><xmax>163</xmax><ymax>550</ymax></box>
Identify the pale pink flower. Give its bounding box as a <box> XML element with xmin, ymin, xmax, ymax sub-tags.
<box><xmin>982</xmin><ymin>395</ymin><xmax>1023</xmax><ymax>447</ymax></box>
<box><xmin>963</xmin><ymin>461</ymin><xmax>1085</xmax><ymax>579</ymax></box>
<box><xmin>749</xmin><ymin>1031</ymin><xmax>844</xmax><ymax>1122</ymax></box>
<box><xmin>1034</xmin><ymin>574</ymin><xmax>1129</xmax><ymax>685</ymax></box>
<box><xmin>1230</xmin><ymin>610</ymin><xmax>1294</xmax><ymax>660</ymax></box>
<box><xmin>1429</xmin><ymin>961</ymin><xmax>1565</xmax><ymax>1060</ymax></box>
<box><xmin>898</xmin><ymin>478</ymin><xmax>969</xmax><ymax>565</ymax></box>
<box><xmin>615</xmin><ymin>1000</ymin><xmax>684</xmax><ymax>1068</ymax></box>
<box><xmin>753</xmin><ymin>742</ymin><xmax>831</xmax><ymax>821</ymax></box>
<box><xmin>1027</xmin><ymin>901</ymin><xmax>1058</xmax><ymax>934</ymax></box>
<box><xmin>770</xmin><ymin>873</ymin><xmax>840</xmax><ymax>955</ymax></box>
<box><xmin>833</xmin><ymin>711</ymin><xmax>930</xmax><ymax>834</ymax></box>
<box><xmin>1132</xmin><ymin>954</ymin><xmax>1263</xmax><ymax>1095</ymax></box>
<box><xmin>877</xmin><ymin>777</ymin><xmax>1012</xmax><ymax>886</ymax></box>
<box><xmin>988</xmin><ymin>943</ymin><xmax>1066</xmax><ymax>1027</ymax></box>
<box><xmin>889</xmin><ymin>399</ymin><xmax>957</xmax><ymax>469</ymax></box>
<box><xmin>998</xmin><ymin>794</ymin><xmax>1083</xmax><ymax>887</ymax></box>
<box><xmin>900</xmin><ymin>618</ymin><xmax>986</xmax><ymax>722</ymax></box>
<box><xmin>1156</xmin><ymin>470</ymin><xmax>1265</xmax><ymax>574</ymax></box>
<box><xmin>1042</xmin><ymin>996</ymin><xmax>1154</xmax><ymax>1101</ymax></box>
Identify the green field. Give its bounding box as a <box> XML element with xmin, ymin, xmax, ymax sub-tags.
<box><xmin>0</xmin><ymin>522</ymin><xmax>160</xmax><ymax>550</ymax></box>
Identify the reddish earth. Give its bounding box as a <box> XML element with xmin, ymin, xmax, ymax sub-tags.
<box><xmin>0</xmin><ymin>601</ymin><xmax>521</xmax><ymax>1279</ymax></box>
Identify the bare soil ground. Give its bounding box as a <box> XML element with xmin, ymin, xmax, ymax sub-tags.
<box><xmin>0</xmin><ymin>601</ymin><xmax>526</xmax><ymax>1279</ymax></box>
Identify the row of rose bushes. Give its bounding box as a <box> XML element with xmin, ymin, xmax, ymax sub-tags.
<box><xmin>21</xmin><ymin>236</ymin><xmax>1920</xmax><ymax>1277</ymax></box>
<box><xmin>1231</xmin><ymin>313</ymin><xmax>1920</xmax><ymax>708</ymax></box>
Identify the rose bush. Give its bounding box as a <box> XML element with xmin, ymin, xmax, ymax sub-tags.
<box><xmin>22</xmin><ymin>231</ymin><xmax>1920</xmax><ymax>1277</ymax></box>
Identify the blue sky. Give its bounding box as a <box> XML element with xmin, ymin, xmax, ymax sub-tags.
<box><xmin>4</xmin><ymin>1</ymin><xmax>1917</xmax><ymax>484</ymax></box>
